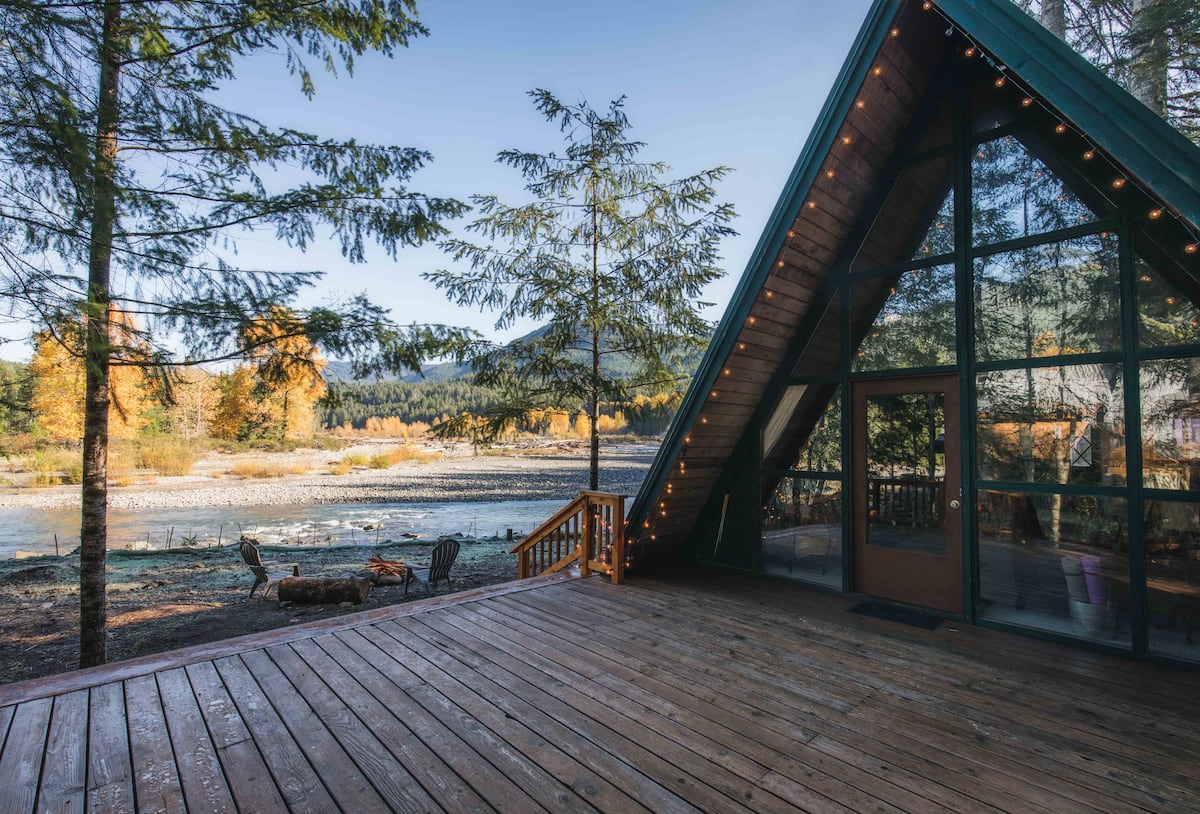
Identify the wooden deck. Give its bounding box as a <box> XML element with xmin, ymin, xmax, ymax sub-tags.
<box><xmin>1</xmin><ymin>570</ymin><xmax>1198</xmax><ymax>813</ymax></box>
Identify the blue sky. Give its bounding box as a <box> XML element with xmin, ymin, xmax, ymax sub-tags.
<box><xmin>4</xmin><ymin>0</ymin><xmax>876</xmax><ymax>360</ymax></box>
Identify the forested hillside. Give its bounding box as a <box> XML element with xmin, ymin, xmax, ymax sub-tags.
<box><xmin>323</xmin><ymin>380</ymin><xmax>501</xmax><ymax>428</ymax></box>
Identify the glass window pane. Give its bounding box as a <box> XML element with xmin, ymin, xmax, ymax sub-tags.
<box><xmin>976</xmin><ymin>364</ymin><xmax>1126</xmax><ymax>485</ymax></box>
<box><xmin>853</xmin><ymin>264</ymin><xmax>956</xmax><ymax>372</ymax></box>
<box><xmin>1136</xmin><ymin>254</ymin><xmax>1200</xmax><ymax>348</ymax></box>
<box><xmin>1140</xmin><ymin>360</ymin><xmax>1200</xmax><ymax>490</ymax></box>
<box><xmin>865</xmin><ymin>392</ymin><xmax>946</xmax><ymax>553</ymax></box>
<box><xmin>912</xmin><ymin>190</ymin><xmax>954</xmax><ymax>261</ymax></box>
<box><xmin>974</xmin><ymin>233</ymin><xmax>1120</xmax><ymax>362</ymax></box>
<box><xmin>765</xmin><ymin>387</ymin><xmax>842</xmax><ymax>473</ymax></box>
<box><xmin>762</xmin><ymin>476</ymin><xmax>842</xmax><ymax>589</ymax></box>
<box><xmin>978</xmin><ymin>490</ymin><xmax>1129</xmax><ymax>647</ymax></box>
<box><xmin>1144</xmin><ymin>500</ymin><xmax>1200</xmax><ymax>662</ymax></box>
<box><xmin>972</xmin><ymin>134</ymin><xmax>1100</xmax><ymax>247</ymax></box>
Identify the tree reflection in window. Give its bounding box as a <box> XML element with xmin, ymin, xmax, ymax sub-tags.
<box><xmin>972</xmin><ymin>134</ymin><xmax>1099</xmax><ymax>248</ymax></box>
<box><xmin>853</xmin><ymin>264</ymin><xmax>956</xmax><ymax>372</ymax></box>
<box><xmin>974</xmin><ymin>233</ymin><xmax>1120</xmax><ymax>362</ymax></box>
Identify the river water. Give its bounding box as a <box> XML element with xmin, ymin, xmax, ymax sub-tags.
<box><xmin>0</xmin><ymin>498</ymin><xmax>565</xmax><ymax>559</ymax></box>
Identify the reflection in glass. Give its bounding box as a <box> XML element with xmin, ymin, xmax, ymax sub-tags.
<box><xmin>776</xmin><ymin>389</ymin><xmax>841</xmax><ymax>473</ymax></box>
<box><xmin>974</xmin><ymin>233</ymin><xmax>1120</xmax><ymax>362</ymax></box>
<box><xmin>865</xmin><ymin>393</ymin><xmax>945</xmax><ymax>553</ymax></box>
<box><xmin>1136</xmin><ymin>254</ymin><xmax>1200</xmax><ymax>348</ymax></box>
<box><xmin>978</xmin><ymin>490</ymin><xmax>1129</xmax><ymax>646</ymax></box>
<box><xmin>912</xmin><ymin>190</ymin><xmax>954</xmax><ymax>260</ymax></box>
<box><xmin>977</xmin><ymin>365</ymin><xmax>1125</xmax><ymax>484</ymax></box>
<box><xmin>762</xmin><ymin>476</ymin><xmax>842</xmax><ymax>589</ymax></box>
<box><xmin>853</xmin><ymin>264</ymin><xmax>956</xmax><ymax>372</ymax></box>
<box><xmin>1140</xmin><ymin>360</ymin><xmax>1200</xmax><ymax>490</ymax></box>
<box><xmin>971</xmin><ymin>134</ymin><xmax>1100</xmax><ymax>247</ymax></box>
<box><xmin>1143</xmin><ymin>500</ymin><xmax>1200</xmax><ymax>662</ymax></box>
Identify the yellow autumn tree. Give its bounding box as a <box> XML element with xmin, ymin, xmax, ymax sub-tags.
<box><xmin>240</xmin><ymin>308</ymin><xmax>327</xmax><ymax>439</ymax></box>
<box><xmin>29</xmin><ymin>309</ymin><xmax>157</xmax><ymax>441</ymax></box>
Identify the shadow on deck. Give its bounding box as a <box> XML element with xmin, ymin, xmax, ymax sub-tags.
<box><xmin>1</xmin><ymin>569</ymin><xmax>1197</xmax><ymax>812</ymax></box>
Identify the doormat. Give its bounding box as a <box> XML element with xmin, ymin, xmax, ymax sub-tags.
<box><xmin>848</xmin><ymin>601</ymin><xmax>942</xmax><ymax>630</ymax></box>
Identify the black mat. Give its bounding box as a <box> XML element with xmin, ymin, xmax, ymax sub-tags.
<box><xmin>848</xmin><ymin>601</ymin><xmax>943</xmax><ymax>630</ymax></box>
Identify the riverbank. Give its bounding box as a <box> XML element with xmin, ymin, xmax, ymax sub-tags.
<box><xmin>0</xmin><ymin>440</ymin><xmax>655</xmax><ymax>685</ymax></box>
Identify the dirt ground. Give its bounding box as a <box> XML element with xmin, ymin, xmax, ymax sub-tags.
<box><xmin>0</xmin><ymin>539</ymin><xmax>516</xmax><ymax>686</ymax></box>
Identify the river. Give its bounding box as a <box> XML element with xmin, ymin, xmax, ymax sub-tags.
<box><xmin>0</xmin><ymin>498</ymin><xmax>566</xmax><ymax>559</ymax></box>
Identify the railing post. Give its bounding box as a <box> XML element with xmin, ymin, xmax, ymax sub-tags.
<box><xmin>579</xmin><ymin>493</ymin><xmax>592</xmax><ymax>577</ymax></box>
<box><xmin>611</xmin><ymin>494</ymin><xmax>625</xmax><ymax>585</ymax></box>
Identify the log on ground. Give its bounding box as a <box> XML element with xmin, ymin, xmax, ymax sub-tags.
<box><xmin>277</xmin><ymin>576</ymin><xmax>371</xmax><ymax>605</ymax></box>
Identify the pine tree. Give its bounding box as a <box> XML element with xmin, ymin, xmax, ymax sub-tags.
<box><xmin>426</xmin><ymin>90</ymin><xmax>736</xmax><ymax>488</ymax></box>
<box><xmin>0</xmin><ymin>1</ymin><xmax>473</xmax><ymax>667</ymax></box>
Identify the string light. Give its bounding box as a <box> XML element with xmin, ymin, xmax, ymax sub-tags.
<box><xmin>922</xmin><ymin>1</ymin><xmax>1197</xmax><ymax>256</ymax></box>
<box><xmin>765</xmin><ymin>290</ymin><xmax>774</xmax><ymax>298</ymax></box>
<box><xmin>807</xmin><ymin>201</ymin><xmax>817</xmax><ymax>209</ymax></box>
<box><xmin>787</xmin><ymin>230</ymin><xmax>795</xmax><ymax>238</ymax></box>
<box><xmin>872</xmin><ymin>66</ymin><xmax>883</xmax><ymax>76</ymax></box>
<box><xmin>738</xmin><ymin>342</ymin><xmax>747</xmax><ymax>351</ymax></box>
<box><xmin>855</xmin><ymin>100</ymin><xmax>865</xmax><ymax>110</ymax></box>
<box><xmin>842</xmin><ymin>135</ymin><xmax>853</xmax><ymax>145</ymax></box>
<box><xmin>891</xmin><ymin>28</ymin><xmax>900</xmax><ymax>38</ymax></box>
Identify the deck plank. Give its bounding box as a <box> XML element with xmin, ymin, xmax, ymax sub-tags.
<box><xmin>263</xmin><ymin>642</ymin><xmax>441</xmax><ymax>812</ymax></box>
<box><xmin>0</xmin><ymin>573</ymin><xmax>1197</xmax><ymax>813</ymax></box>
<box><xmin>406</xmin><ymin>611</ymin><xmax>793</xmax><ymax>814</ymax></box>
<box><xmin>0</xmin><ymin>697</ymin><xmax>53</xmax><ymax>814</ymax></box>
<box><xmin>86</xmin><ymin>682</ymin><xmax>136</xmax><ymax>812</ymax></box>
<box><xmin>156</xmin><ymin>667</ymin><xmax>239</xmax><ymax>813</ymax></box>
<box><xmin>212</xmin><ymin>655</ymin><xmax>338</xmax><ymax>814</ymax></box>
<box><xmin>124</xmin><ymin>674</ymin><xmax>186</xmax><ymax>814</ymax></box>
<box><xmin>484</xmin><ymin>592</ymin><xmax>1005</xmax><ymax>814</ymax></box>
<box><xmin>36</xmin><ymin>689</ymin><xmax>88</xmax><ymax>814</ymax></box>
<box><xmin>289</xmin><ymin>635</ymin><xmax>499</xmax><ymax>813</ymax></box>
<box><xmin>186</xmin><ymin>661</ymin><xmax>288</xmax><ymax>813</ymax></box>
<box><xmin>359</xmin><ymin>619</ymin><xmax>641</xmax><ymax>813</ymax></box>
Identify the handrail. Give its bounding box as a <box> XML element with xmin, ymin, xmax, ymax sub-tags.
<box><xmin>512</xmin><ymin>491</ymin><xmax>626</xmax><ymax>584</ymax></box>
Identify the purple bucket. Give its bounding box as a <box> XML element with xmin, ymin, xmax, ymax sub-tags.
<box><xmin>1080</xmin><ymin>555</ymin><xmax>1107</xmax><ymax>605</ymax></box>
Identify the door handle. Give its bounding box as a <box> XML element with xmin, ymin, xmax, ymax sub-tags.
<box><xmin>949</xmin><ymin>499</ymin><xmax>961</xmax><ymax>510</ymax></box>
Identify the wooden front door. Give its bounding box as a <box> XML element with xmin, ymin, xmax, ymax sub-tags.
<box><xmin>852</xmin><ymin>375</ymin><xmax>962</xmax><ymax>614</ymax></box>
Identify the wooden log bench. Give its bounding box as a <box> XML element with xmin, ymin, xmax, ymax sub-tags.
<box><xmin>277</xmin><ymin>575</ymin><xmax>371</xmax><ymax>605</ymax></box>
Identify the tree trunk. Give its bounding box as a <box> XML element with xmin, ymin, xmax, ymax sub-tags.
<box><xmin>1040</xmin><ymin>0</ymin><xmax>1066</xmax><ymax>41</ymax></box>
<box><xmin>1129</xmin><ymin>0</ymin><xmax>1168</xmax><ymax>117</ymax></box>
<box><xmin>588</xmin><ymin>158</ymin><xmax>601</xmax><ymax>492</ymax></box>
<box><xmin>80</xmin><ymin>0</ymin><xmax>121</xmax><ymax>669</ymax></box>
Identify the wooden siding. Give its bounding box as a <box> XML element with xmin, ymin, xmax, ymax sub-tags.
<box><xmin>1</xmin><ymin>571</ymin><xmax>1197</xmax><ymax>813</ymax></box>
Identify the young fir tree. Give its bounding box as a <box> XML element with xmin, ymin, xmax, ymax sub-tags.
<box><xmin>0</xmin><ymin>1</ymin><xmax>473</xmax><ymax>667</ymax></box>
<box><xmin>425</xmin><ymin>90</ymin><xmax>737</xmax><ymax>489</ymax></box>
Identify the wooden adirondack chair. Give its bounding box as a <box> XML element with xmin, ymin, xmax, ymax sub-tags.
<box><xmin>405</xmin><ymin>538</ymin><xmax>460</xmax><ymax>597</ymax></box>
<box><xmin>239</xmin><ymin>539</ymin><xmax>299</xmax><ymax>599</ymax></box>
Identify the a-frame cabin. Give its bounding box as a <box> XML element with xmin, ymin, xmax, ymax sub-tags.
<box><xmin>627</xmin><ymin>0</ymin><xmax>1200</xmax><ymax>665</ymax></box>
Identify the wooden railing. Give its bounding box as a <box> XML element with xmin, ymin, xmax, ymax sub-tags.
<box><xmin>868</xmin><ymin>477</ymin><xmax>942</xmax><ymax>527</ymax></box>
<box><xmin>511</xmin><ymin>491</ymin><xmax>626</xmax><ymax>584</ymax></box>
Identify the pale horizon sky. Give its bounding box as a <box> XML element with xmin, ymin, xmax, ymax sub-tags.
<box><xmin>1</xmin><ymin>0</ymin><xmax>876</xmax><ymax>362</ymax></box>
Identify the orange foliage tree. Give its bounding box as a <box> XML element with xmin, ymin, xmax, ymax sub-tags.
<box><xmin>212</xmin><ymin>309</ymin><xmax>327</xmax><ymax>440</ymax></box>
<box><xmin>29</xmin><ymin>310</ymin><xmax>157</xmax><ymax>441</ymax></box>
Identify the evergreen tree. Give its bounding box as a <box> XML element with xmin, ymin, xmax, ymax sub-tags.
<box><xmin>426</xmin><ymin>90</ymin><xmax>736</xmax><ymax>488</ymax></box>
<box><xmin>1018</xmin><ymin>0</ymin><xmax>1199</xmax><ymax>141</ymax></box>
<box><xmin>0</xmin><ymin>1</ymin><xmax>473</xmax><ymax>667</ymax></box>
